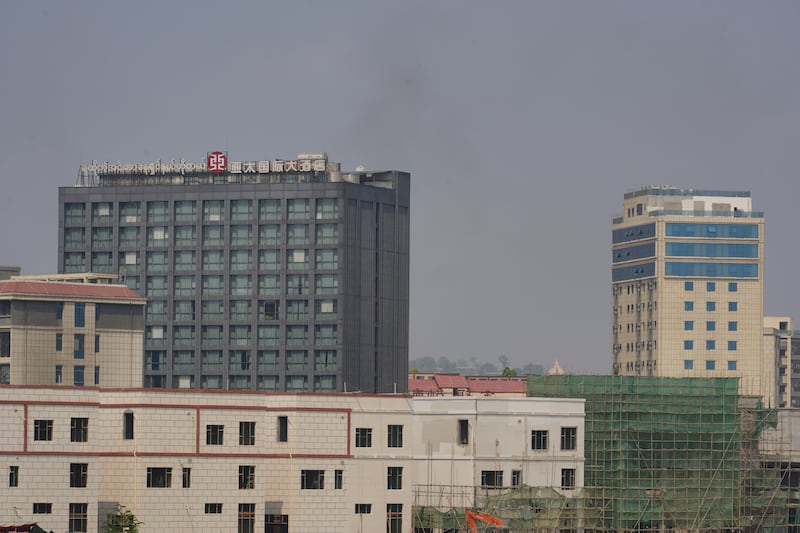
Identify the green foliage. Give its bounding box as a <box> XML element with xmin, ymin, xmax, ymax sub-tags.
<box><xmin>103</xmin><ymin>505</ymin><xmax>142</xmax><ymax>533</ymax></box>
<box><xmin>502</xmin><ymin>366</ymin><xmax>518</xmax><ymax>377</ymax></box>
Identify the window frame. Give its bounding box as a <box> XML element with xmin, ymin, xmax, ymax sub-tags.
<box><xmin>560</xmin><ymin>426</ymin><xmax>577</xmax><ymax>451</ymax></box>
<box><xmin>388</xmin><ymin>424</ymin><xmax>403</xmax><ymax>448</ymax></box>
<box><xmin>206</xmin><ymin>424</ymin><xmax>224</xmax><ymax>445</ymax></box>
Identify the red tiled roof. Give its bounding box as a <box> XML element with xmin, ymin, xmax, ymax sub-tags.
<box><xmin>408</xmin><ymin>378</ymin><xmax>441</xmax><ymax>393</ymax></box>
<box><xmin>466</xmin><ymin>379</ymin><xmax>527</xmax><ymax>394</ymax></box>
<box><xmin>0</xmin><ymin>281</ymin><xmax>144</xmax><ymax>300</ymax></box>
<box><xmin>434</xmin><ymin>374</ymin><xmax>470</xmax><ymax>388</ymax></box>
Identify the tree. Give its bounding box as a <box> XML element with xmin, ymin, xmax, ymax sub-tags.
<box><xmin>502</xmin><ymin>367</ymin><xmax>517</xmax><ymax>377</ymax></box>
<box><xmin>103</xmin><ymin>505</ymin><xmax>142</xmax><ymax>533</ymax></box>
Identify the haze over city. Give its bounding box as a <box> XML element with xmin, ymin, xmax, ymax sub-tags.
<box><xmin>1</xmin><ymin>1</ymin><xmax>798</xmax><ymax>374</ymax></box>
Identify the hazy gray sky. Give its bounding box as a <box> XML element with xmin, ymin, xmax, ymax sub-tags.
<box><xmin>1</xmin><ymin>2</ymin><xmax>798</xmax><ymax>373</ymax></box>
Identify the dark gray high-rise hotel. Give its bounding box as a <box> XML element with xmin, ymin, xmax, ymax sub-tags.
<box><xmin>58</xmin><ymin>152</ymin><xmax>409</xmax><ymax>393</ymax></box>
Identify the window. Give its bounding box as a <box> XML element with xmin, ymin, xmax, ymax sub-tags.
<box><xmin>684</xmin><ymin>281</ymin><xmax>694</xmax><ymax>291</ymax></box>
<box><xmin>9</xmin><ymin>465</ymin><xmax>18</xmax><ymax>487</ymax></box>
<box><xmin>684</xmin><ymin>360</ymin><xmax>694</xmax><ymax>370</ymax></box>
<box><xmin>206</xmin><ymin>425</ymin><xmax>224</xmax><ymax>445</ymax></box>
<box><xmin>728</xmin><ymin>282</ymin><xmax>738</xmax><ymax>292</ymax></box>
<box><xmin>71</xmin><ymin>417</ymin><xmax>88</xmax><ymax>442</ymax></box>
<box><xmin>74</xmin><ymin>303</ymin><xmax>85</xmax><ymax>328</ymax></box>
<box><xmin>182</xmin><ymin>467</ymin><xmax>191</xmax><ymax>488</ymax></box>
<box><xmin>240</xmin><ymin>421</ymin><xmax>256</xmax><ymax>446</ymax></box>
<box><xmin>278</xmin><ymin>416</ymin><xmax>288</xmax><ymax>442</ymax></box>
<box><xmin>74</xmin><ymin>333</ymin><xmax>85</xmax><ymax>359</ymax></box>
<box><xmin>69</xmin><ymin>503</ymin><xmax>88</xmax><ymax>533</ymax></box>
<box><xmin>728</xmin><ymin>341</ymin><xmax>737</xmax><ymax>351</ymax></box>
<box><xmin>69</xmin><ymin>463</ymin><xmax>88</xmax><ymax>487</ymax></box>
<box><xmin>239</xmin><ymin>465</ymin><xmax>255</xmax><ymax>489</ymax></box>
<box><xmin>335</xmin><ymin>469</ymin><xmax>343</xmax><ymax>489</ymax></box>
<box><xmin>560</xmin><ymin>427</ymin><xmax>577</xmax><ymax>450</ymax></box>
<box><xmin>684</xmin><ymin>321</ymin><xmax>694</xmax><ymax>331</ymax></box>
<box><xmin>123</xmin><ymin>411</ymin><xmax>134</xmax><ymax>440</ymax></box>
<box><xmin>34</xmin><ymin>419</ymin><xmax>53</xmax><ymax>441</ymax></box>
<box><xmin>706</xmin><ymin>282</ymin><xmax>716</xmax><ymax>292</ymax></box>
<box><xmin>706</xmin><ymin>340</ymin><xmax>716</xmax><ymax>350</ymax></box>
<box><xmin>481</xmin><ymin>470</ymin><xmax>503</xmax><ymax>488</ymax></box>
<box><xmin>55</xmin><ymin>365</ymin><xmax>62</xmax><ymax>384</ymax></box>
<box><xmin>355</xmin><ymin>427</ymin><xmax>372</xmax><ymax>448</ymax></box>
<box><xmin>74</xmin><ymin>365</ymin><xmax>85</xmax><ymax>386</ymax></box>
<box><xmin>387</xmin><ymin>504</ymin><xmax>403</xmax><ymax>533</ymax></box>
<box><xmin>531</xmin><ymin>430</ymin><xmax>548</xmax><ymax>450</ymax></box>
<box><xmin>94</xmin><ymin>335</ymin><xmax>100</xmax><ymax>352</ymax></box>
<box><xmin>561</xmin><ymin>468</ymin><xmax>576</xmax><ymax>489</ymax></box>
<box><xmin>706</xmin><ymin>321</ymin><xmax>716</xmax><ymax>331</ymax></box>
<box><xmin>728</xmin><ymin>321</ymin><xmax>738</xmax><ymax>331</ymax></box>
<box><xmin>146</xmin><ymin>467</ymin><xmax>172</xmax><ymax>488</ymax></box>
<box><xmin>301</xmin><ymin>469</ymin><xmax>324</xmax><ymax>489</ymax></box>
<box><xmin>684</xmin><ymin>301</ymin><xmax>694</xmax><ymax>311</ymax></box>
<box><xmin>238</xmin><ymin>503</ymin><xmax>256</xmax><ymax>533</ymax></box>
<box><xmin>388</xmin><ymin>425</ymin><xmax>403</xmax><ymax>448</ymax></box>
<box><xmin>512</xmin><ymin>470</ymin><xmax>522</xmax><ymax>487</ymax></box>
<box><xmin>32</xmin><ymin>503</ymin><xmax>51</xmax><ymax>514</ymax></box>
<box><xmin>205</xmin><ymin>503</ymin><xmax>223</xmax><ymax>514</ymax></box>
<box><xmin>387</xmin><ymin>467</ymin><xmax>403</xmax><ymax>490</ymax></box>
<box><xmin>56</xmin><ymin>333</ymin><xmax>62</xmax><ymax>351</ymax></box>
<box><xmin>706</xmin><ymin>360</ymin><xmax>716</xmax><ymax>370</ymax></box>
<box><xmin>728</xmin><ymin>360</ymin><xmax>737</xmax><ymax>370</ymax></box>
<box><xmin>729</xmin><ymin>301</ymin><xmax>738</xmax><ymax>312</ymax></box>
<box><xmin>56</xmin><ymin>302</ymin><xmax>64</xmax><ymax>319</ymax></box>
<box><xmin>706</xmin><ymin>301</ymin><xmax>716</xmax><ymax>311</ymax></box>
<box><xmin>355</xmin><ymin>504</ymin><xmax>372</xmax><ymax>514</ymax></box>
<box><xmin>458</xmin><ymin>419</ymin><xmax>469</xmax><ymax>445</ymax></box>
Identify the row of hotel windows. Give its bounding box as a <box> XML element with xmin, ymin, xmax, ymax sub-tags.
<box><xmin>683</xmin><ymin>340</ymin><xmax>739</xmax><ymax>351</ymax></box>
<box><xmin>479</xmin><ymin>468</ymin><xmax>577</xmax><ymax>490</ymax></box>
<box><xmin>684</xmin><ymin>321</ymin><xmax>738</xmax><ymax>331</ymax></box>
<box><xmin>146</xmin><ymin>325</ymin><xmax>339</xmax><ymax>346</ymax></box>
<box><xmin>684</xmin><ymin>360</ymin><xmax>738</xmax><ymax>370</ymax></box>
<box><xmin>146</xmin><ymin>299</ymin><xmax>337</xmax><ymax>322</ymax></box>
<box><xmin>124</xmin><ymin>274</ymin><xmax>338</xmax><ymax>297</ymax></box>
<box><xmin>54</xmin><ymin>364</ymin><xmax>99</xmax><ymax>386</ymax></box>
<box><xmin>107</xmin><ymin>249</ymin><xmax>340</xmax><ymax>273</ymax></box>
<box><xmin>64</xmin><ymin>198</ymin><xmax>340</xmax><ymax>225</ymax></box>
<box><xmin>685</xmin><ymin>281</ymin><xmax>738</xmax><ymax>292</ymax></box>
<box><xmin>684</xmin><ymin>301</ymin><xmax>738</xmax><ymax>311</ymax></box>
<box><xmin>143</xmin><ymin>374</ymin><xmax>337</xmax><ymax>391</ymax></box>
<box><xmin>145</xmin><ymin>349</ymin><xmax>338</xmax><ymax>372</ymax></box>
<box><xmin>55</xmin><ymin>333</ymin><xmax>99</xmax><ymax>357</ymax></box>
<box><xmin>64</xmin><ymin>224</ymin><xmax>341</xmax><ymax>250</ymax></box>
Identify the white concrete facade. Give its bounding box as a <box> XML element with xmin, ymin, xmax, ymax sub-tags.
<box><xmin>0</xmin><ymin>387</ymin><xmax>584</xmax><ymax>533</ymax></box>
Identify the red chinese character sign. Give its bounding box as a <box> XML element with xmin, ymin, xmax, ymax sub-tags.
<box><xmin>207</xmin><ymin>151</ymin><xmax>228</xmax><ymax>174</ymax></box>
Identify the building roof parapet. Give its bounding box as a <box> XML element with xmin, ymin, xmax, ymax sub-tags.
<box><xmin>648</xmin><ymin>209</ymin><xmax>763</xmax><ymax>218</ymax></box>
<box><xmin>624</xmin><ymin>186</ymin><xmax>751</xmax><ymax>200</ymax></box>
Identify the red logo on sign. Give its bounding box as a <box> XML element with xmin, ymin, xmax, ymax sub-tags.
<box><xmin>207</xmin><ymin>151</ymin><xmax>227</xmax><ymax>173</ymax></box>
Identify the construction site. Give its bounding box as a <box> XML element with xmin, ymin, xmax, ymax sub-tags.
<box><xmin>412</xmin><ymin>375</ymin><xmax>799</xmax><ymax>532</ymax></box>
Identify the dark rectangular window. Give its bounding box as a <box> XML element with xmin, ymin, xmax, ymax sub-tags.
<box><xmin>206</xmin><ymin>424</ymin><xmax>224</xmax><ymax>445</ymax></box>
<box><xmin>69</xmin><ymin>463</ymin><xmax>88</xmax><ymax>488</ymax></box>
<box><xmin>355</xmin><ymin>504</ymin><xmax>372</xmax><ymax>514</ymax></box>
<box><xmin>239</xmin><ymin>421</ymin><xmax>256</xmax><ymax>446</ymax></box>
<box><xmin>205</xmin><ymin>503</ymin><xmax>223</xmax><ymax>514</ymax></box>
<box><xmin>561</xmin><ymin>468</ymin><xmax>576</xmax><ymax>489</ymax></box>
<box><xmin>94</xmin><ymin>335</ymin><xmax>100</xmax><ymax>353</ymax></box>
<box><xmin>146</xmin><ymin>467</ymin><xmax>172</xmax><ymax>488</ymax></box>
<box><xmin>481</xmin><ymin>470</ymin><xmax>503</xmax><ymax>488</ymax></box>
<box><xmin>239</xmin><ymin>465</ymin><xmax>255</xmax><ymax>489</ymax></box>
<box><xmin>532</xmin><ymin>430</ymin><xmax>548</xmax><ymax>450</ymax></box>
<box><xmin>70</xmin><ymin>417</ymin><xmax>88</xmax><ymax>442</ymax></box>
<box><xmin>278</xmin><ymin>416</ymin><xmax>288</xmax><ymax>442</ymax></box>
<box><xmin>355</xmin><ymin>427</ymin><xmax>372</xmax><ymax>448</ymax></box>
<box><xmin>387</xmin><ymin>467</ymin><xmax>403</xmax><ymax>490</ymax></box>
<box><xmin>387</xmin><ymin>504</ymin><xmax>403</xmax><ymax>533</ymax></box>
<box><xmin>55</xmin><ymin>365</ymin><xmax>62</xmax><ymax>384</ymax></box>
<box><xmin>74</xmin><ymin>303</ymin><xmax>85</xmax><ymax>328</ymax></box>
<box><xmin>74</xmin><ymin>365</ymin><xmax>85</xmax><ymax>386</ymax></box>
<box><xmin>32</xmin><ymin>503</ymin><xmax>52</xmax><ymax>514</ymax></box>
<box><xmin>238</xmin><ymin>503</ymin><xmax>255</xmax><ymax>533</ymax></box>
<box><xmin>182</xmin><ymin>467</ymin><xmax>191</xmax><ymax>488</ymax></box>
<box><xmin>56</xmin><ymin>333</ymin><xmax>62</xmax><ymax>352</ymax></box>
<box><xmin>512</xmin><ymin>470</ymin><xmax>521</xmax><ymax>487</ymax></box>
<box><xmin>301</xmin><ymin>469</ymin><xmax>324</xmax><ymax>489</ymax></box>
<box><xmin>123</xmin><ymin>412</ymin><xmax>134</xmax><ymax>440</ymax></box>
<box><xmin>561</xmin><ymin>427</ymin><xmax>577</xmax><ymax>451</ymax></box>
<box><xmin>34</xmin><ymin>419</ymin><xmax>53</xmax><ymax>441</ymax></box>
<box><xmin>335</xmin><ymin>469</ymin><xmax>343</xmax><ymax>489</ymax></box>
<box><xmin>729</xmin><ymin>301</ymin><xmax>738</xmax><ymax>312</ymax></box>
<box><xmin>388</xmin><ymin>424</ymin><xmax>403</xmax><ymax>448</ymax></box>
<box><xmin>94</xmin><ymin>366</ymin><xmax>100</xmax><ymax>385</ymax></box>
<box><xmin>69</xmin><ymin>503</ymin><xmax>88</xmax><ymax>533</ymax></box>
<box><xmin>458</xmin><ymin>419</ymin><xmax>469</xmax><ymax>445</ymax></box>
<box><xmin>74</xmin><ymin>334</ymin><xmax>85</xmax><ymax>359</ymax></box>
<box><xmin>9</xmin><ymin>465</ymin><xmax>18</xmax><ymax>487</ymax></box>
<box><xmin>56</xmin><ymin>302</ymin><xmax>63</xmax><ymax>320</ymax></box>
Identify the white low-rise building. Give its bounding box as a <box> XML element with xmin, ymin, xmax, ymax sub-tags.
<box><xmin>0</xmin><ymin>386</ymin><xmax>584</xmax><ymax>533</ymax></box>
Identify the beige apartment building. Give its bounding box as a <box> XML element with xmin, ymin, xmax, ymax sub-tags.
<box><xmin>0</xmin><ymin>280</ymin><xmax>145</xmax><ymax>387</ymax></box>
<box><xmin>0</xmin><ymin>386</ymin><xmax>585</xmax><ymax>533</ymax></box>
<box><xmin>611</xmin><ymin>187</ymin><xmax>772</xmax><ymax>401</ymax></box>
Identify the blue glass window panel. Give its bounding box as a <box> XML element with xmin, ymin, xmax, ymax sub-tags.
<box><xmin>684</xmin><ymin>321</ymin><xmax>694</xmax><ymax>331</ymax></box>
<box><xmin>684</xmin><ymin>301</ymin><xmax>694</xmax><ymax>311</ymax></box>
<box><xmin>56</xmin><ymin>333</ymin><xmax>62</xmax><ymax>352</ymax></box>
<box><xmin>706</xmin><ymin>302</ymin><xmax>716</xmax><ymax>311</ymax></box>
<box><xmin>94</xmin><ymin>366</ymin><xmax>100</xmax><ymax>385</ymax></box>
<box><xmin>684</xmin><ymin>360</ymin><xmax>693</xmax><ymax>370</ymax></box>
<box><xmin>706</xmin><ymin>360</ymin><xmax>716</xmax><ymax>370</ymax></box>
<box><xmin>706</xmin><ymin>340</ymin><xmax>716</xmax><ymax>350</ymax></box>
<box><xmin>728</xmin><ymin>341</ymin><xmax>737</xmax><ymax>351</ymax></box>
<box><xmin>56</xmin><ymin>302</ymin><xmax>64</xmax><ymax>320</ymax></box>
<box><xmin>612</xmin><ymin>243</ymin><xmax>655</xmax><ymax>263</ymax></box>
<box><xmin>684</xmin><ymin>281</ymin><xmax>694</xmax><ymax>291</ymax></box>
<box><xmin>728</xmin><ymin>302</ymin><xmax>738</xmax><ymax>312</ymax></box>
<box><xmin>612</xmin><ymin>223</ymin><xmax>656</xmax><ymax>244</ymax></box>
<box><xmin>74</xmin><ymin>366</ymin><xmax>85</xmax><ymax>386</ymax></box>
<box><xmin>684</xmin><ymin>340</ymin><xmax>694</xmax><ymax>350</ymax></box>
<box><xmin>74</xmin><ymin>303</ymin><xmax>85</xmax><ymax>328</ymax></box>
<box><xmin>728</xmin><ymin>282</ymin><xmax>738</xmax><ymax>292</ymax></box>
<box><xmin>707</xmin><ymin>282</ymin><xmax>716</xmax><ymax>292</ymax></box>
<box><xmin>665</xmin><ymin>243</ymin><xmax>758</xmax><ymax>258</ymax></box>
<box><xmin>666</xmin><ymin>223</ymin><xmax>758</xmax><ymax>239</ymax></box>
<box><xmin>665</xmin><ymin>262</ymin><xmax>758</xmax><ymax>278</ymax></box>
<box><xmin>728</xmin><ymin>321</ymin><xmax>737</xmax><ymax>331</ymax></box>
<box><xmin>612</xmin><ymin>262</ymin><xmax>655</xmax><ymax>282</ymax></box>
<box><xmin>727</xmin><ymin>360</ymin><xmax>737</xmax><ymax>370</ymax></box>
<box><xmin>706</xmin><ymin>321</ymin><xmax>716</xmax><ymax>331</ymax></box>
